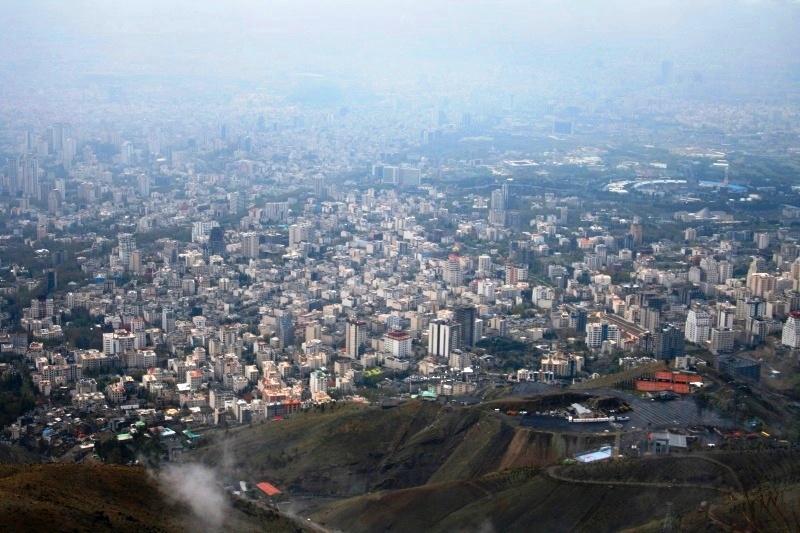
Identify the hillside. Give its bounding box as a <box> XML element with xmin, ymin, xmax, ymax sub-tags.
<box><xmin>313</xmin><ymin>451</ymin><xmax>800</xmax><ymax>532</ymax></box>
<box><xmin>0</xmin><ymin>463</ymin><xmax>302</xmax><ymax>532</ymax></box>
<box><xmin>187</xmin><ymin>400</ymin><xmax>607</xmax><ymax>496</ymax></box>
<box><xmin>312</xmin><ymin>465</ymin><xmax>720</xmax><ymax>533</ymax></box>
<box><xmin>185</xmin><ymin>398</ymin><xmax>800</xmax><ymax>532</ymax></box>
<box><xmin>0</xmin><ymin>442</ymin><xmax>41</xmax><ymax>464</ymax></box>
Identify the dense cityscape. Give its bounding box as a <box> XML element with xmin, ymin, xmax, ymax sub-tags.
<box><xmin>1</xmin><ymin>1</ymin><xmax>800</xmax><ymax>531</ymax></box>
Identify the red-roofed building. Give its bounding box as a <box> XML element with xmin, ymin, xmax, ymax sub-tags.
<box><xmin>257</xmin><ymin>482</ymin><xmax>282</xmax><ymax>497</ymax></box>
<box><xmin>384</xmin><ymin>330</ymin><xmax>412</xmax><ymax>358</ymax></box>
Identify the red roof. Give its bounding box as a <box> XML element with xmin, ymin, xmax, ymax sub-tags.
<box><xmin>256</xmin><ymin>482</ymin><xmax>282</xmax><ymax>497</ymax></box>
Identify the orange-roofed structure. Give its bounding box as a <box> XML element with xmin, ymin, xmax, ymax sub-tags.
<box><xmin>257</xmin><ymin>482</ymin><xmax>282</xmax><ymax>497</ymax></box>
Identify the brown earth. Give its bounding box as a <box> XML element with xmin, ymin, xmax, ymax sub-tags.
<box><xmin>0</xmin><ymin>463</ymin><xmax>303</xmax><ymax>532</ymax></box>
<box><xmin>313</xmin><ymin>451</ymin><xmax>800</xmax><ymax>533</ymax></box>
<box><xmin>188</xmin><ymin>400</ymin><xmax>608</xmax><ymax>497</ymax></box>
<box><xmin>186</xmin><ymin>399</ymin><xmax>800</xmax><ymax>532</ymax></box>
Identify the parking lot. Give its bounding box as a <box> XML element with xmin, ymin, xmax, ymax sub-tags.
<box><xmin>517</xmin><ymin>387</ymin><xmax>731</xmax><ymax>435</ymax></box>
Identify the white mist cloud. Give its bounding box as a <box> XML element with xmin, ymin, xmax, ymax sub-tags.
<box><xmin>157</xmin><ymin>463</ymin><xmax>228</xmax><ymax>532</ymax></box>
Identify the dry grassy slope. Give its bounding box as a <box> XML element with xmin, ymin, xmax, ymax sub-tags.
<box><xmin>191</xmin><ymin>400</ymin><xmax>610</xmax><ymax>497</ymax></box>
<box><xmin>315</xmin><ymin>450</ymin><xmax>800</xmax><ymax>533</ymax></box>
<box><xmin>0</xmin><ymin>464</ymin><xmax>183</xmax><ymax>532</ymax></box>
<box><xmin>313</xmin><ymin>468</ymin><xmax>722</xmax><ymax>533</ymax></box>
<box><xmin>0</xmin><ymin>464</ymin><xmax>299</xmax><ymax>533</ymax></box>
<box><xmin>497</xmin><ymin>429</ymin><xmax>606</xmax><ymax>471</ymax></box>
<box><xmin>192</xmin><ymin>401</ymin><xmax>447</xmax><ymax>495</ymax></box>
<box><xmin>0</xmin><ymin>442</ymin><xmax>41</xmax><ymax>464</ymax></box>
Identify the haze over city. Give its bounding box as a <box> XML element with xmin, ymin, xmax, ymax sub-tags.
<box><xmin>0</xmin><ymin>1</ymin><xmax>799</xmax><ymax>532</ymax></box>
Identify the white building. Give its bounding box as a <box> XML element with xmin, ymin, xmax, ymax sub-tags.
<box><xmin>585</xmin><ymin>322</ymin><xmax>619</xmax><ymax>349</ymax></box>
<box><xmin>532</xmin><ymin>286</ymin><xmax>555</xmax><ymax>308</ymax></box>
<box><xmin>443</xmin><ymin>255</ymin><xmax>463</xmax><ymax>286</ymax></box>
<box><xmin>241</xmin><ymin>232</ymin><xmax>260</xmax><ymax>259</ymax></box>
<box><xmin>345</xmin><ymin>319</ymin><xmax>366</xmax><ymax>358</ymax></box>
<box><xmin>448</xmin><ymin>350</ymin><xmax>470</xmax><ymax>370</ymax></box>
<box><xmin>782</xmin><ymin>312</ymin><xmax>800</xmax><ymax>348</ymax></box>
<box><xmin>384</xmin><ymin>330</ymin><xmax>412</xmax><ymax>358</ymax></box>
<box><xmin>309</xmin><ymin>370</ymin><xmax>328</xmax><ymax>394</ymax></box>
<box><xmin>117</xmin><ymin>233</ymin><xmax>136</xmax><ymax>269</ymax></box>
<box><xmin>191</xmin><ymin>221</ymin><xmax>219</xmax><ymax>243</ymax></box>
<box><xmin>186</xmin><ymin>370</ymin><xmax>203</xmax><ymax>392</ymax></box>
<box><xmin>710</xmin><ymin>327</ymin><xmax>735</xmax><ymax>355</ymax></box>
<box><xmin>685</xmin><ymin>310</ymin><xmax>712</xmax><ymax>344</ymax></box>
<box><xmin>428</xmin><ymin>320</ymin><xmax>459</xmax><ymax>357</ymax></box>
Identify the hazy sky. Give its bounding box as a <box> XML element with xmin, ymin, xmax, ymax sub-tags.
<box><xmin>1</xmin><ymin>1</ymin><xmax>798</xmax><ymax>84</ymax></box>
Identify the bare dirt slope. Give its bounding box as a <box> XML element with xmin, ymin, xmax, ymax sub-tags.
<box><xmin>0</xmin><ymin>463</ymin><xmax>301</xmax><ymax>532</ymax></box>
<box><xmin>189</xmin><ymin>400</ymin><xmax>606</xmax><ymax>496</ymax></box>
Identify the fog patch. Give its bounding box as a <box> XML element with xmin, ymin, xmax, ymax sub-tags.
<box><xmin>157</xmin><ymin>463</ymin><xmax>227</xmax><ymax>531</ymax></box>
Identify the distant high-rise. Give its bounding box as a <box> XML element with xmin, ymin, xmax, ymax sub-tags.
<box><xmin>6</xmin><ymin>157</ymin><xmax>19</xmax><ymax>194</ymax></box>
<box><xmin>120</xmin><ymin>141</ymin><xmax>134</xmax><ymax>165</ymax></box>
<box><xmin>313</xmin><ymin>175</ymin><xmax>327</xmax><ymax>199</ymax></box>
<box><xmin>241</xmin><ymin>232</ymin><xmax>260</xmax><ymax>259</ymax></box>
<box><xmin>652</xmin><ymin>324</ymin><xmax>684</xmax><ymax>360</ymax></box>
<box><xmin>504</xmin><ymin>264</ymin><xmax>528</xmax><ymax>285</ymax></box>
<box><xmin>382</xmin><ymin>166</ymin><xmax>399</xmax><ymax>185</ymax></box>
<box><xmin>718</xmin><ymin>306</ymin><xmax>736</xmax><ymax>330</ymax></box>
<box><xmin>384</xmin><ymin>330</ymin><xmax>412</xmax><ymax>358</ymax></box>
<box><xmin>345</xmin><ymin>319</ymin><xmax>367</xmax><ymax>358</ymax></box>
<box><xmin>20</xmin><ymin>155</ymin><xmax>38</xmax><ymax>198</ymax></box>
<box><xmin>208</xmin><ymin>227</ymin><xmax>226</xmax><ymax>256</ymax></box>
<box><xmin>46</xmin><ymin>269</ymin><xmax>57</xmax><ymax>294</ymax></box>
<box><xmin>278</xmin><ymin>313</ymin><xmax>294</xmax><ymax>349</ymax></box>
<box><xmin>192</xmin><ymin>221</ymin><xmax>217</xmax><ymax>243</ymax></box>
<box><xmin>710</xmin><ymin>327</ymin><xmax>735</xmax><ymax>355</ymax></box>
<box><xmin>229</xmin><ymin>192</ymin><xmax>245</xmax><ymax>214</ymax></box>
<box><xmin>630</xmin><ymin>223</ymin><xmax>643</xmax><ymax>247</ymax></box>
<box><xmin>477</xmin><ymin>255</ymin><xmax>492</xmax><ymax>276</ymax></box>
<box><xmin>490</xmin><ymin>189</ymin><xmax>505</xmax><ymax>211</ymax></box>
<box><xmin>62</xmin><ymin>137</ymin><xmax>76</xmax><ymax>166</ymax></box>
<box><xmin>129</xmin><ymin>251</ymin><xmax>142</xmax><ymax>274</ymax></box>
<box><xmin>586</xmin><ymin>322</ymin><xmax>620</xmax><ymax>349</ymax></box>
<box><xmin>569</xmin><ymin>308</ymin><xmax>588</xmax><ymax>332</ymax></box>
<box><xmin>443</xmin><ymin>255</ymin><xmax>463</xmax><ymax>286</ymax></box>
<box><xmin>51</xmin><ymin>123</ymin><xmax>70</xmax><ymax>152</ymax></box>
<box><xmin>454</xmin><ymin>306</ymin><xmax>476</xmax><ymax>349</ymax></box>
<box><xmin>263</xmin><ymin>202</ymin><xmax>288</xmax><ymax>223</ymax></box>
<box><xmin>289</xmin><ymin>225</ymin><xmax>306</xmax><ymax>247</ymax></box>
<box><xmin>162</xmin><ymin>307</ymin><xmax>176</xmax><ymax>334</ymax></box>
<box><xmin>428</xmin><ymin>320</ymin><xmax>460</xmax><ymax>358</ymax></box>
<box><xmin>48</xmin><ymin>189</ymin><xmax>61</xmax><ymax>214</ymax></box>
<box><xmin>755</xmin><ymin>232</ymin><xmax>770</xmax><ymax>250</ymax></box>
<box><xmin>138</xmin><ymin>174</ymin><xmax>151</xmax><ymax>197</ymax></box>
<box><xmin>685</xmin><ymin>309</ymin><xmax>712</xmax><ymax>344</ymax></box>
<box><xmin>118</xmin><ymin>233</ymin><xmax>137</xmax><ymax>269</ymax></box>
<box><xmin>640</xmin><ymin>307</ymin><xmax>660</xmax><ymax>333</ymax></box>
<box><xmin>782</xmin><ymin>312</ymin><xmax>800</xmax><ymax>348</ymax></box>
<box><xmin>398</xmin><ymin>167</ymin><xmax>421</xmax><ymax>187</ymax></box>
